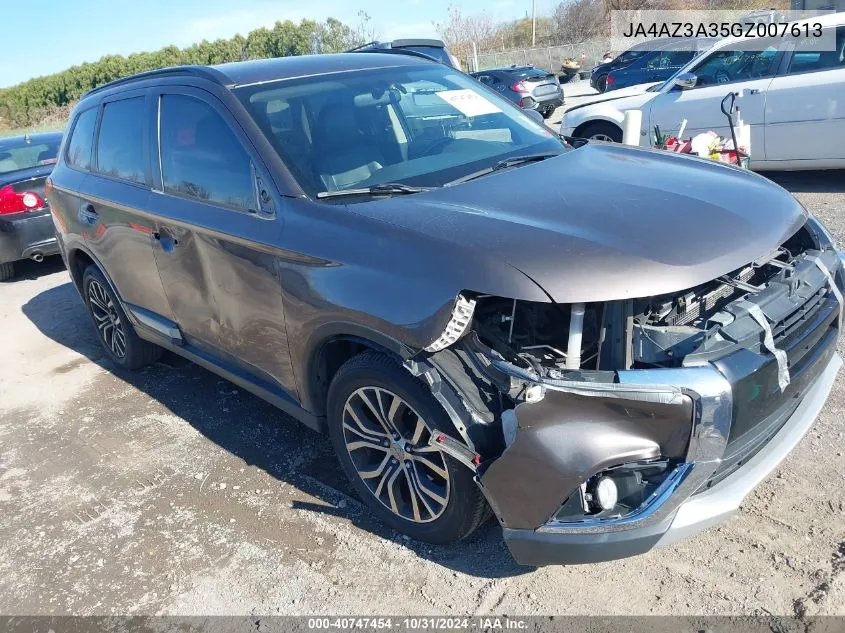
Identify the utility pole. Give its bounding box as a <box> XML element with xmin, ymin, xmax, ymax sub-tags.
<box><xmin>531</xmin><ymin>0</ymin><xmax>536</xmax><ymax>47</ymax></box>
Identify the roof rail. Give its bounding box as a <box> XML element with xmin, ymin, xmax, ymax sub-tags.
<box><xmin>345</xmin><ymin>41</ymin><xmax>379</xmax><ymax>53</ymax></box>
<box><xmin>83</xmin><ymin>65</ymin><xmax>233</xmax><ymax>98</ymax></box>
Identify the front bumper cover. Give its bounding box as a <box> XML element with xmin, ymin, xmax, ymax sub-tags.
<box><xmin>500</xmin><ymin>352</ymin><xmax>840</xmax><ymax>565</ymax></box>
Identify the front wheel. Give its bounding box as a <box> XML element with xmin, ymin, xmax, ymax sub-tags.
<box><xmin>596</xmin><ymin>74</ymin><xmax>608</xmax><ymax>93</ymax></box>
<box><xmin>82</xmin><ymin>265</ymin><xmax>161</xmax><ymax>370</ymax></box>
<box><xmin>327</xmin><ymin>351</ymin><xmax>489</xmax><ymax>544</ymax></box>
<box><xmin>578</xmin><ymin>121</ymin><xmax>623</xmax><ymax>143</ymax></box>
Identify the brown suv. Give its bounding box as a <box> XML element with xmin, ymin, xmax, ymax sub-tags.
<box><xmin>48</xmin><ymin>53</ymin><xmax>844</xmax><ymax>566</ymax></box>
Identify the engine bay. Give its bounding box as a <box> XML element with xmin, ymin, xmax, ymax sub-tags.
<box><xmin>462</xmin><ymin>222</ymin><xmax>824</xmax><ymax>382</ymax></box>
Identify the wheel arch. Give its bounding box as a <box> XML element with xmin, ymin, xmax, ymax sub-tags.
<box><xmin>572</xmin><ymin>117</ymin><xmax>624</xmax><ymax>139</ymax></box>
<box><xmin>303</xmin><ymin>323</ymin><xmax>413</xmax><ymax>417</ymax></box>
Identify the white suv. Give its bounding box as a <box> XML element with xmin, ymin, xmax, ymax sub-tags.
<box><xmin>560</xmin><ymin>13</ymin><xmax>845</xmax><ymax>170</ymax></box>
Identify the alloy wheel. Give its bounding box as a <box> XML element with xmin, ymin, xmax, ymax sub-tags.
<box><xmin>591</xmin><ymin>133</ymin><xmax>616</xmax><ymax>142</ymax></box>
<box><xmin>88</xmin><ymin>280</ymin><xmax>127</xmax><ymax>359</ymax></box>
<box><xmin>342</xmin><ymin>386</ymin><xmax>450</xmax><ymax>523</ymax></box>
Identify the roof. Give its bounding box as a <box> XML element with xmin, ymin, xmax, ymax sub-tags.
<box><xmin>0</xmin><ymin>131</ymin><xmax>62</xmax><ymax>148</ymax></box>
<box><xmin>85</xmin><ymin>53</ymin><xmax>435</xmax><ymax>98</ymax></box>
<box><xmin>214</xmin><ymin>52</ymin><xmax>433</xmax><ymax>86</ymax></box>
<box><xmin>350</xmin><ymin>39</ymin><xmax>448</xmax><ymax>51</ymax></box>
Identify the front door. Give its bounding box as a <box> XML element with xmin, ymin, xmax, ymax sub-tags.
<box><xmin>647</xmin><ymin>41</ymin><xmax>781</xmax><ymax>156</ymax></box>
<box><xmin>148</xmin><ymin>87</ymin><xmax>297</xmax><ymax>398</ymax></box>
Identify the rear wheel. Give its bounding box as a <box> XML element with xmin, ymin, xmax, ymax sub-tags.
<box><xmin>82</xmin><ymin>265</ymin><xmax>161</xmax><ymax>370</ymax></box>
<box><xmin>579</xmin><ymin>121</ymin><xmax>623</xmax><ymax>143</ymax></box>
<box><xmin>0</xmin><ymin>262</ymin><xmax>14</xmax><ymax>282</ymax></box>
<box><xmin>327</xmin><ymin>351</ymin><xmax>489</xmax><ymax>544</ymax></box>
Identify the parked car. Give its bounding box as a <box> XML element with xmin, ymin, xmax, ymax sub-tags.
<box><xmin>590</xmin><ymin>39</ymin><xmax>665</xmax><ymax>92</ymax></box>
<box><xmin>471</xmin><ymin>66</ymin><xmax>563</xmax><ymax>118</ymax></box>
<box><xmin>347</xmin><ymin>38</ymin><xmax>461</xmax><ymax>69</ymax></box>
<box><xmin>0</xmin><ymin>132</ymin><xmax>62</xmax><ymax>281</ymax></box>
<box><xmin>602</xmin><ymin>38</ymin><xmax>715</xmax><ymax>92</ymax></box>
<box><xmin>48</xmin><ymin>52</ymin><xmax>843</xmax><ymax>566</ymax></box>
<box><xmin>562</xmin><ymin>13</ymin><xmax>845</xmax><ymax>170</ymax></box>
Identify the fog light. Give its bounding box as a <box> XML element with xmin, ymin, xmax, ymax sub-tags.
<box><xmin>593</xmin><ymin>477</ymin><xmax>618</xmax><ymax>511</ymax></box>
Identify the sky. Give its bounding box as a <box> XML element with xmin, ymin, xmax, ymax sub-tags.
<box><xmin>1</xmin><ymin>0</ymin><xmax>555</xmax><ymax>88</ymax></box>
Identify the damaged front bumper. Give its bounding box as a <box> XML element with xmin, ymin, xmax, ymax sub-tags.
<box><xmin>493</xmin><ymin>352</ymin><xmax>840</xmax><ymax>565</ymax></box>
<box><xmin>473</xmin><ymin>248</ymin><xmax>845</xmax><ymax>565</ymax></box>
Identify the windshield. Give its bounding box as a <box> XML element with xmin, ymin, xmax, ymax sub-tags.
<box><xmin>616</xmin><ymin>50</ymin><xmax>648</xmax><ymax>65</ymax></box>
<box><xmin>0</xmin><ymin>138</ymin><xmax>59</xmax><ymax>175</ymax></box>
<box><xmin>236</xmin><ymin>65</ymin><xmax>564</xmax><ymax>197</ymax></box>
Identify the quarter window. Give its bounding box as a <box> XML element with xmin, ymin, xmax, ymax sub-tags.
<box><xmin>66</xmin><ymin>108</ymin><xmax>98</xmax><ymax>171</ymax></box>
<box><xmin>159</xmin><ymin>95</ymin><xmax>256</xmax><ymax>210</ymax></box>
<box><xmin>97</xmin><ymin>97</ymin><xmax>146</xmax><ymax>183</ymax></box>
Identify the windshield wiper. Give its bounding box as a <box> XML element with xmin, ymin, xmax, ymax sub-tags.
<box><xmin>444</xmin><ymin>152</ymin><xmax>561</xmax><ymax>187</ymax></box>
<box><xmin>316</xmin><ymin>183</ymin><xmax>432</xmax><ymax>199</ymax></box>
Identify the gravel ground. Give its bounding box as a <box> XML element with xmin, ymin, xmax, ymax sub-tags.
<box><xmin>0</xmin><ymin>170</ymin><xmax>844</xmax><ymax>617</ymax></box>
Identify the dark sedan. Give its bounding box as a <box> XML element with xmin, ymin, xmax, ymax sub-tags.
<box><xmin>0</xmin><ymin>132</ymin><xmax>62</xmax><ymax>281</ymax></box>
<box><xmin>603</xmin><ymin>38</ymin><xmax>714</xmax><ymax>92</ymax></box>
<box><xmin>590</xmin><ymin>38</ymin><xmax>712</xmax><ymax>93</ymax></box>
<box><xmin>472</xmin><ymin>66</ymin><xmax>563</xmax><ymax>118</ymax></box>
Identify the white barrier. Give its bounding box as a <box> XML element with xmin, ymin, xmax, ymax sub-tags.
<box><xmin>622</xmin><ymin>110</ymin><xmax>642</xmax><ymax>146</ymax></box>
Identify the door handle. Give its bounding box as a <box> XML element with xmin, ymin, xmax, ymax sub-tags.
<box><xmin>748</xmin><ymin>89</ymin><xmax>761</xmax><ymax>95</ymax></box>
<box><xmin>152</xmin><ymin>227</ymin><xmax>179</xmax><ymax>251</ymax></box>
<box><xmin>78</xmin><ymin>203</ymin><xmax>98</xmax><ymax>225</ymax></box>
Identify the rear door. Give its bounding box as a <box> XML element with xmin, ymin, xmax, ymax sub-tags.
<box><xmin>764</xmin><ymin>25</ymin><xmax>845</xmax><ymax>163</ymax></box>
<box><xmin>78</xmin><ymin>91</ymin><xmax>175</xmax><ymax>322</ymax></box>
<box><xmin>148</xmin><ymin>87</ymin><xmax>296</xmax><ymax>397</ymax></box>
<box><xmin>647</xmin><ymin>41</ymin><xmax>780</xmax><ymax>152</ymax></box>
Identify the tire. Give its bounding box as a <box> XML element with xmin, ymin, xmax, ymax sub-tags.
<box><xmin>579</xmin><ymin>121</ymin><xmax>623</xmax><ymax>143</ymax></box>
<box><xmin>542</xmin><ymin>107</ymin><xmax>554</xmax><ymax>119</ymax></box>
<box><xmin>327</xmin><ymin>351</ymin><xmax>489</xmax><ymax>544</ymax></box>
<box><xmin>81</xmin><ymin>265</ymin><xmax>161</xmax><ymax>370</ymax></box>
<box><xmin>0</xmin><ymin>261</ymin><xmax>14</xmax><ymax>282</ymax></box>
<box><xmin>596</xmin><ymin>74</ymin><xmax>608</xmax><ymax>93</ymax></box>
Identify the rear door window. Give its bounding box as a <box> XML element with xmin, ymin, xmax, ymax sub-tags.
<box><xmin>0</xmin><ymin>140</ymin><xmax>59</xmax><ymax>175</ymax></box>
<box><xmin>158</xmin><ymin>94</ymin><xmax>256</xmax><ymax>211</ymax></box>
<box><xmin>96</xmin><ymin>97</ymin><xmax>146</xmax><ymax>184</ymax></box>
<box><xmin>66</xmin><ymin>108</ymin><xmax>98</xmax><ymax>171</ymax></box>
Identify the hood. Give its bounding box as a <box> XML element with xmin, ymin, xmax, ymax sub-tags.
<box><xmin>565</xmin><ymin>84</ymin><xmax>660</xmax><ymax>116</ymax></box>
<box><xmin>352</xmin><ymin>143</ymin><xmax>807</xmax><ymax>303</ymax></box>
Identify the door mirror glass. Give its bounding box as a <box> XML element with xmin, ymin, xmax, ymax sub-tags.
<box><xmin>674</xmin><ymin>72</ymin><xmax>698</xmax><ymax>90</ymax></box>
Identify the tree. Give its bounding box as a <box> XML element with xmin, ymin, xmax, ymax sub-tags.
<box><xmin>0</xmin><ymin>16</ymin><xmax>361</xmax><ymax>128</ymax></box>
<box><xmin>433</xmin><ymin>5</ymin><xmax>499</xmax><ymax>64</ymax></box>
<box><xmin>551</xmin><ymin>0</ymin><xmax>605</xmax><ymax>44</ymax></box>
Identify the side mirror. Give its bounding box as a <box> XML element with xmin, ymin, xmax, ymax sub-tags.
<box><xmin>524</xmin><ymin>109</ymin><xmax>544</xmax><ymax>125</ymax></box>
<box><xmin>674</xmin><ymin>72</ymin><xmax>698</xmax><ymax>90</ymax></box>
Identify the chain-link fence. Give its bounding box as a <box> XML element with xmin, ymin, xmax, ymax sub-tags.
<box><xmin>469</xmin><ymin>39</ymin><xmax>611</xmax><ymax>74</ymax></box>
